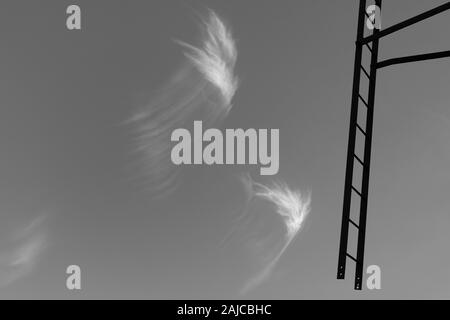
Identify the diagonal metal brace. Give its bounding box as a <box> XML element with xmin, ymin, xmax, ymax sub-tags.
<box><xmin>377</xmin><ymin>50</ymin><xmax>450</xmax><ymax>69</ymax></box>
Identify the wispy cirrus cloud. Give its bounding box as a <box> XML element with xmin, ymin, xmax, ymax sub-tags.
<box><xmin>0</xmin><ymin>216</ymin><xmax>48</xmax><ymax>288</ymax></box>
<box><xmin>236</xmin><ymin>174</ymin><xmax>311</xmax><ymax>294</ymax></box>
<box><xmin>177</xmin><ymin>10</ymin><xmax>238</xmax><ymax>108</ymax></box>
<box><xmin>129</xmin><ymin>10</ymin><xmax>238</xmax><ymax>196</ymax></box>
<box><xmin>128</xmin><ymin>8</ymin><xmax>310</xmax><ymax>295</ymax></box>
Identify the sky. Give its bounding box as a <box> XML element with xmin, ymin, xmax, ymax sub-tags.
<box><xmin>0</xmin><ymin>0</ymin><xmax>449</xmax><ymax>299</ymax></box>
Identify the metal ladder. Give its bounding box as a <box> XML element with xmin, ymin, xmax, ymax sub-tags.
<box><xmin>337</xmin><ymin>0</ymin><xmax>450</xmax><ymax>290</ymax></box>
<box><xmin>337</xmin><ymin>0</ymin><xmax>381</xmax><ymax>291</ymax></box>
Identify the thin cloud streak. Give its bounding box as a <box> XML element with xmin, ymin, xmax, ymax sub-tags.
<box><xmin>129</xmin><ymin>10</ymin><xmax>238</xmax><ymax>196</ymax></box>
<box><xmin>177</xmin><ymin>10</ymin><xmax>238</xmax><ymax>109</ymax></box>
<box><xmin>239</xmin><ymin>174</ymin><xmax>311</xmax><ymax>294</ymax></box>
<box><xmin>0</xmin><ymin>216</ymin><xmax>47</xmax><ymax>288</ymax></box>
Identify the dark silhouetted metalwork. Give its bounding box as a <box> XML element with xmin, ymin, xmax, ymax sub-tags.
<box><xmin>338</xmin><ymin>0</ymin><xmax>450</xmax><ymax>290</ymax></box>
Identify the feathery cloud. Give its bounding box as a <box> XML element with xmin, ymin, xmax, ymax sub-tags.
<box><xmin>129</xmin><ymin>10</ymin><xmax>238</xmax><ymax>196</ymax></box>
<box><xmin>0</xmin><ymin>216</ymin><xmax>47</xmax><ymax>288</ymax></box>
<box><xmin>238</xmin><ymin>174</ymin><xmax>311</xmax><ymax>294</ymax></box>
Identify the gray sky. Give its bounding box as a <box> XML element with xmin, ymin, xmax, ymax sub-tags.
<box><xmin>0</xmin><ymin>0</ymin><xmax>449</xmax><ymax>299</ymax></box>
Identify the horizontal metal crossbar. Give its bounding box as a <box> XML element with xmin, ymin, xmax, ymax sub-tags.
<box><xmin>351</xmin><ymin>186</ymin><xmax>363</xmax><ymax>198</ymax></box>
<box><xmin>361</xmin><ymin>65</ymin><xmax>370</xmax><ymax>79</ymax></box>
<box><xmin>354</xmin><ymin>154</ymin><xmax>364</xmax><ymax>166</ymax></box>
<box><xmin>360</xmin><ymin>2</ymin><xmax>450</xmax><ymax>45</ymax></box>
<box><xmin>358</xmin><ymin>94</ymin><xmax>369</xmax><ymax>107</ymax></box>
<box><xmin>356</xmin><ymin>123</ymin><xmax>366</xmax><ymax>135</ymax></box>
<box><xmin>346</xmin><ymin>253</ymin><xmax>358</xmax><ymax>263</ymax></box>
<box><xmin>349</xmin><ymin>218</ymin><xmax>359</xmax><ymax>229</ymax></box>
<box><xmin>377</xmin><ymin>50</ymin><xmax>450</xmax><ymax>69</ymax></box>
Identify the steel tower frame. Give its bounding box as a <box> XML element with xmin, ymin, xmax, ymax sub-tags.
<box><xmin>337</xmin><ymin>0</ymin><xmax>450</xmax><ymax>290</ymax></box>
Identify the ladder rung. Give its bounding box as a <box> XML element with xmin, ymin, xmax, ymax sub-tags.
<box><xmin>349</xmin><ymin>218</ymin><xmax>359</xmax><ymax>229</ymax></box>
<box><xmin>358</xmin><ymin>94</ymin><xmax>369</xmax><ymax>108</ymax></box>
<box><xmin>346</xmin><ymin>253</ymin><xmax>358</xmax><ymax>263</ymax></box>
<box><xmin>361</xmin><ymin>65</ymin><xmax>370</xmax><ymax>79</ymax></box>
<box><xmin>351</xmin><ymin>185</ymin><xmax>363</xmax><ymax>198</ymax></box>
<box><xmin>354</xmin><ymin>154</ymin><xmax>364</xmax><ymax>166</ymax></box>
<box><xmin>356</xmin><ymin>123</ymin><xmax>366</xmax><ymax>135</ymax></box>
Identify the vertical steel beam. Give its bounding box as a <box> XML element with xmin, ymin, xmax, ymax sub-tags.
<box><xmin>354</xmin><ymin>0</ymin><xmax>382</xmax><ymax>291</ymax></box>
<box><xmin>337</xmin><ymin>0</ymin><xmax>367</xmax><ymax>280</ymax></box>
<box><xmin>339</xmin><ymin>0</ymin><xmax>449</xmax><ymax>291</ymax></box>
